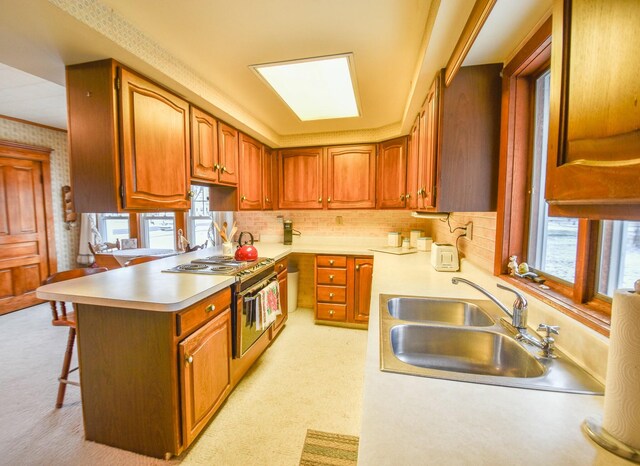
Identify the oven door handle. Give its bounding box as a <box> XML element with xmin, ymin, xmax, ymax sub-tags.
<box><xmin>238</xmin><ymin>272</ymin><xmax>278</xmax><ymax>298</ymax></box>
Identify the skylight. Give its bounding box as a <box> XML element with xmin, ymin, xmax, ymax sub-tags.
<box><xmin>251</xmin><ymin>54</ymin><xmax>360</xmax><ymax>121</ymax></box>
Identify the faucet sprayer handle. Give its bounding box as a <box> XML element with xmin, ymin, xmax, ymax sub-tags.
<box><xmin>496</xmin><ymin>283</ymin><xmax>528</xmax><ymax>311</ymax></box>
<box><xmin>537</xmin><ymin>323</ymin><xmax>560</xmax><ymax>337</ymax></box>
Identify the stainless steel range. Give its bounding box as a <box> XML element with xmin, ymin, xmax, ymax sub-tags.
<box><xmin>164</xmin><ymin>255</ymin><xmax>277</xmax><ymax>358</ymax></box>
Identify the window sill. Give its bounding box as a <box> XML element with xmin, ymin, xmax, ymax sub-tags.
<box><xmin>499</xmin><ymin>274</ymin><xmax>611</xmax><ymax>337</ymax></box>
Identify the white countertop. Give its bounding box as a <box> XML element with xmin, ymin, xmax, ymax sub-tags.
<box><xmin>357</xmin><ymin>251</ymin><xmax>623</xmax><ymax>465</ymax></box>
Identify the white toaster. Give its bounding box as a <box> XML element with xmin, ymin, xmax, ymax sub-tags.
<box><xmin>430</xmin><ymin>243</ymin><xmax>459</xmax><ymax>272</ymax></box>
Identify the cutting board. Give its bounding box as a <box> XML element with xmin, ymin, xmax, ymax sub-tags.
<box><xmin>368</xmin><ymin>246</ymin><xmax>417</xmax><ymax>255</ymax></box>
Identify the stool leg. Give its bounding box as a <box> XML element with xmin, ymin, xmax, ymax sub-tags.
<box><xmin>56</xmin><ymin>327</ymin><xmax>76</xmax><ymax>408</ymax></box>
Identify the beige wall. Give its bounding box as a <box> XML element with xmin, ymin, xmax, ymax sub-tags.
<box><xmin>0</xmin><ymin>117</ymin><xmax>78</xmax><ymax>271</ymax></box>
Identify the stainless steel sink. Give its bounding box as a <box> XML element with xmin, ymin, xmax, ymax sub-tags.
<box><xmin>387</xmin><ymin>297</ymin><xmax>494</xmax><ymax>326</ymax></box>
<box><xmin>391</xmin><ymin>325</ymin><xmax>544</xmax><ymax>378</ymax></box>
<box><xmin>379</xmin><ymin>294</ymin><xmax>604</xmax><ymax>394</ymax></box>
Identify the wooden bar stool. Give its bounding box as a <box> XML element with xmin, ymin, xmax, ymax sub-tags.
<box><xmin>44</xmin><ymin>267</ymin><xmax>108</xmax><ymax>408</ymax></box>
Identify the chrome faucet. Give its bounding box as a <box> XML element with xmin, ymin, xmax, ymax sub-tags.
<box><xmin>451</xmin><ymin>277</ymin><xmax>559</xmax><ymax>358</ymax></box>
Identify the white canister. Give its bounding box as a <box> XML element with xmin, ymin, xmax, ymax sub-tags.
<box><xmin>410</xmin><ymin>230</ymin><xmax>424</xmax><ymax>248</ymax></box>
<box><xmin>402</xmin><ymin>238</ymin><xmax>410</xmax><ymax>250</ymax></box>
<box><xmin>388</xmin><ymin>232</ymin><xmax>402</xmax><ymax>247</ymax></box>
<box><xmin>417</xmin><ymin>237</ymin><xmax>433</xmax><ymax>251</ymax></box>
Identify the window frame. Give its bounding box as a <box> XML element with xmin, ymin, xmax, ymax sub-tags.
<box><xmin>495</xmin><ymin>16</ymin><xmax>611</xmax><ymax>336</ymax></box>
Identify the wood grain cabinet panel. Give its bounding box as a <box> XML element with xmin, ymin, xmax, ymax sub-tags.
<box><xmin>418</xmin><ymin>81</ymin><xmax>438</xmax><ymax>210</ymax></box>
<box><xmin>545</xmin><ymin>0</ymin><xmax>640</xmax><ymax>219</ymax></box>
<box><xmin>377</xmin><ymin>137</ymin><xmax>408</xmax><ymax>209</ymax></box>
<box><xmin>179</xmin><ymin>308</ymin><xmax>231</xmax><ymax>447</ymax></box>
<box><xmin>66</xmin><ymin>59</ymin><xmax>191</xmax><ymax>212</ymax></box>
<box><xmin>271</xmin><ymin>256</ymin><xmax>288</xmax><ymax>338</ymax></box>
<box><xmin>278</xmin><ymin>148</ymin><xmax>324</xmax><ymax>209</ymax></box>
<box><xmin>238</xmin><ymin>133</ymin><xmax>263</xmax><ymax>210</ymax></box>
<box><xmin>406</xmin><ymin>116</ymin><xmax>420</xmax><ymax>210</ymax></box>
<box><xmin>262</xmin><ymin>147</ymin><xmax>275</xmax><ymax>210</ymax></box>
<box><xmin>217</xmin><ymin>122</ymin><xmax>239</xmax><ymax>186</ymax></box>
<box><xmin>326</xmin><ymin>145</ymin><xmax>376</xmax><ymax>209</ymax></box>
<box><xmin>190</xmin><ymin>106</ymin><xmax>218</xmax><ymax>183</ymax></box>
<box><xmin>353</xmin><ymin>258</ymin><xmax>374</xmax><ymax>323</ymax></box>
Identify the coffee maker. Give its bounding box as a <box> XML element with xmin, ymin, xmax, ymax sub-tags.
<box><xmin>283</xmin><ymin>220</ymin><xmax>293</xmax><ymax>245</ymax></box>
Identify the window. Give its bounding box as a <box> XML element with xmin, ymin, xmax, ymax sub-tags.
<box><xmin>188</xmin><ymin>185</ymin><xmax>213</xmax><ymax>246</ymax></box>
<box><xmin>140</xmin><ymin>212</ymin><xmax>175</xmax><ymax>249</ymax></box>
<box><xmin>598</xmin><ymin>221</ymin><xmax>640</xmax><ymax>297</ymax></box>
<box><xmin>96</xmin><ymin>213</ymin><xmax>130</xmax><ymax>243</ymax></box>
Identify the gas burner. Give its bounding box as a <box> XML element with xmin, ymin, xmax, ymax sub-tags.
<box><xmin>177</xmin><ymin>263</ymin><xmax>209</xmax><ymax>271</ymax></box>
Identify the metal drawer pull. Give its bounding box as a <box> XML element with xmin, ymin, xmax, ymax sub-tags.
<box><xmin>329</xmin><ymin>293</ymin><xmax>335</xmax><ymax>298</ymax></box>
<box><xmin>329</xmin><ymin>260</ymin><xmax>334</xmax><ymax>265</ymax></box>
<box><xmin>318</xmin><ymin>197</ymin><xmax>322</xmax><ymax>203</ymax></box>
<box><xmin>186</xmin><ymin>355</ymin><xmax>193</xmax><ymax>364</ymax></box>
<box><xmin>329</xmin><ymin>274</ymin><xmax>334</xmax><ymax>281</ymax></box>
<box><xmin>356</xmin><ymin>265</ymin><xmax>360</xmax><ymax>271</ymax></box>
<box><xmin>329</xmin><ymin>310</ymin><xmax>335</xmax><ymax>316</ymax></box>
<box><xmin>206</xmin><ymin>304</ymin><xmax>215</xmax><ymax>313</ymax></box>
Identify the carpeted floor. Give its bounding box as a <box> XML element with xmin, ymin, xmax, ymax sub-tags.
<box><xmin>0</xmin><ymin>304</ymin><xmax>367</xmax><ymax>465</ymax></box>
<box><xmin>299</xmin><ymin>430</ymin><xmax>359</xmax><ymax>465</ymax></box>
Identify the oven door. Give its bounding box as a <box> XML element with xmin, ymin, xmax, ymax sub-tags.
<box><xmin>233</xmin><ymin>272</ymin><xmax>278</xmax><ymax>358</ymax></box>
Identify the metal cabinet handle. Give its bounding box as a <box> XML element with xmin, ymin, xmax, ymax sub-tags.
<box><xmin>329</xmin><ymin>310</ymin><xmax>335</xmax><ymax>316</ymax></box>
<box><xmin>329</xmin><ymin>260</ymin><xmax>334</xmax><ymax>265</ymax></box>
<box><xmin>221</xmin><ymin>166</ymin><xmax>227</xmax><ymax>173</ymax></box>
<box><xmin>405</xmin><ymin>193</ymin><xmax>411</xmax><ymax>199</ymax></box>
<box><xmin>241</xmin><ymin>195</ymin><xmax>246</xmax><ymax>201</ymax></box>
<box><xmin>187</xmin><ymin>190</ymin><xmax>195</xmax><ymax>199</ymax></box>
<box><xmin>206</xmin><ymin>304</ymin><xmax>215</xmax><ymax>313</ymax></box>
<box><xmin>265</xmin><ymin>197</ymin><xmax>270</xmax><ymax>203</ymax></box>
<box><xmin>186</xmin><ymin>355</ymin><xmax>193</xmax><ymax>364</ymax></box>
<box><xmin>329</xmin><ymin>274</ymin><xmax>334</xmax><ymax>281</ymax></box>
<box><xmin>214</xmin><ymin>164</ymin><xmax>220</xmax><ymax>171</ymax></box>
<box><xmin>318</xmin><ymin>197</ymin><xmax>322</xmax><ymax>203</ymax></box>
<box><xmin>400</xmin><ymin>194</ymin><xmax>405</xmax><ymax>201</ymax></box>
<box><xmin>328</xmin><ymin>197</ymin><xmax>332</xmax><ymax>203</ymax></box>
<box><xmin>355</xmin><ymin>265</ymin><xmax>360</xmax><ymax>271</ymax></box>
<box><xmin>329</xmin><ymin>293</ymin><xmax>335</xmax><ymax>298</ymax></box>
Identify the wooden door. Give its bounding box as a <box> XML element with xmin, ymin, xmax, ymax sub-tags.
<box><xmin>353</xmin><ymin>257</ymin><xmax>373</xmax><ymax>324</ymax></box>
<box><xmin>278</xmin><ymin>148</ymin><xmax>324</xmax><ymax>209</ymax></box>
<box><xmin>406</xmin><ymin>116</ymin><xmax>420</xmax><ymax>210</ymax></box>
<box><xmin>545</xmin><ymin>0</ymin><xmax>640</xmax><ymax>219</ymax></box>
<box><xmin>190</xmin><ymin>107</ymin><xmax>218</xmax><ymax>183</ymax></box>
<box><xmin>376</xmin><ymin>137</ymin><xmax>408</xmax><ymax>209</ymax></box>
<box><xmin>217</xmin><ymin>122</ymin><xmax>239</xmax><ymax>186</ymax></box>
<box><xmin>326</xmin><ymin>145</ymin><xmax>376</xmax><ymax>209</ymax></box>
<box><xmin>0</xmin><ymin>143</ymin><xmax>55</xmax><ymax>315</ymax></box>
<box><xmin>238</xmin><ymin>134</ymin><xmax>263</xmax><ymax>210</ymax></box>
<box><xmin>418</xmin><ymin>77</ymin><xmax>439</xmax><ymax>210</ymax></box>
<box><xmin>119</xmin><ymin>67</ymin><xmax>191</xmax><ymax>210</ymax></box>
<box><xmin>262</xmin><ymin>147</ymin><xmax>275</xmax><ymax>210</ymax></box>
<box><xmin>179</xmin><ymin>308</ymin><xmax>231</xmax><ymax>446</ymax></box>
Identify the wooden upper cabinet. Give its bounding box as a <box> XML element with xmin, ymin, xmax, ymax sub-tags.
<box><xmin>263</xmin><ymin>147</ymin><xmax>275</xmax><ymax>210</ymax></box>
<box><xmin>66</xmin><ymin>59</ymin><xmax>191</xmax><ymax>212</ymax></box>
<box><xmin>278</xmin><ymin>148</ymin><xmax>324</xmax><ymax>209</ymax></box>
<box><xmin>217</xmin><ymin>122</ymin><xmax>239</xmax><ymax>186</ymax></box>
<box><xmin>376</xmin><ymin>137</ymin><xmax>408</xmax><ymax>209</ymax></box>
<box><xmin>406</xmin><ymin>116</ymin><xmax>420</xmax><ymax>210</ymax></box>
<box><xmin>546</xmin><ymin>0</ymin><xmax>640</xmax><ymax>219</ymax></box>
<box><xmin>418</xmin><ymin>79</ymin><xmax>439</xmax><ymax>210</ymax></box>
<box><xmin>238</xmin><ymin>133</ymin><xmax>263</xmax><ymax>210</ymax></box>
<box><xmin>326</xmin><ymin>145</ymin><xmax>376</xmax><ymax>209</ymax></box>
<box><xmin>119</xmin><ymin>68</ymin><xmax>191</xmax><ymax>211</ymax></box>
<box><xmin>190</xmin><ymin>106</ymin><xmax>218</xmax><ymax>183</ymax></box>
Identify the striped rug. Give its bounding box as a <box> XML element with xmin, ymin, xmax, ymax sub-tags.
<box><xmin>299</xmin><ymin>429</ymin><xmax>359</xmax><ymax>465</ymax></box>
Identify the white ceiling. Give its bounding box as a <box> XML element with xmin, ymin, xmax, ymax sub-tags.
<box><xmin>0</xmin><ymin>0</ymin><xmax>551</xmax><ymax>145</ymax></box>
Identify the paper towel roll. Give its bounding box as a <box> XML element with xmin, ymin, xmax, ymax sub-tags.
<box><xmin>603</xmin><ymin>289</ymin><xmax>640</xmax><ymax>449</ymax></box>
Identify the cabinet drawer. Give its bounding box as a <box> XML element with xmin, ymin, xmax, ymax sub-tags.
<box><xmin>316</xmin><ymin>268</ymin><xmax>347</xmax><ymax>285</ymax></box>
<box><xmin>316</xmin><ymin>285</ymin><xmax>346</xmax><ymax>303</ymax></box>
<box><xmin>275</xmin><ymin>257</ymin><xmax>288</xmax><ymax>276</ymax></box>
<box><xmin>317</xmin><ymin>255</ymin><xmax>347</xmax><ymax>268</ymax></box>
<box><xmin>177</xmin><ymin>287</ymin><xmax>231</xmax><ymax>338</ymax></box>
<box><xmin>317</xmin><ymin>303</ymin><xmax>347</xmax><ymax>322</ymax></box>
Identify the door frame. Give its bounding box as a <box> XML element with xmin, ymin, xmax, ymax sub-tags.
<box><xmin>0</xmin><ymin>140</ymin><xmax>57</xmax><ymax>314</ymax></box>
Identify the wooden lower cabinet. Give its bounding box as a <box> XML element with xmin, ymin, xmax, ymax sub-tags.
<box><xmin>179</xmin><ymin>309</ymin><xmax>231</xmax><ymax>446</ymax></box>
<box><xmin>314</xmin><ymin>254</ymin><xmax>373</xmax><ymax>326</ymax></box>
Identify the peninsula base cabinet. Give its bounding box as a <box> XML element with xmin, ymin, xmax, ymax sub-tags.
<box><xmin>76</xmin><ymin>288</ymin><xmax>234</xmax><ymax>459</ymax></box>
<box><xmin>314</xmin><ymin>255</ymin><xmax>373</xmax><ymax>327</ymax></box>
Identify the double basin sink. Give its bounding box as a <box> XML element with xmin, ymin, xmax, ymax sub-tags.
<box><xmin>380</xmin><ymin>295</ymin><xmax>604</xmax><ymax>394</ymax></box>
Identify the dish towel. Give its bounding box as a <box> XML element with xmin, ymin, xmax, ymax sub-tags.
<box><xmin>256</xmin><ymin>281</ymin><xmax>282</xmax><ymax>331</ymax></box>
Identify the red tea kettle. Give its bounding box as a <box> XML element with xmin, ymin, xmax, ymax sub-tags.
<box><xmin>235</xmin><ymin>232</ymin><xmax>258</xmax><ymax>261</ymax></box>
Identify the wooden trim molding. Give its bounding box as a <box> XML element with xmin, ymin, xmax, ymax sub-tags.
<box><xmin>0</xmin><ymin>114</ymin><xmax>67</xmax><ymax>133</ymax></box>
<box><xmin>444</xmin><ymin>0</ymin><xmax>497</xmax><ymax>87</ymax></box>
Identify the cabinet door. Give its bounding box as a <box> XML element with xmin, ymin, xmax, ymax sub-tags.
<box><xmin>119</xmin><ymin>68</ymin><xmax>191</xmax><ymax>210</ymax></box>
<box><xmin>263</xmin><ymin>147</ymin><xmax>275</xmax><ymax>210</ymax></box>
<box><xmin>238</xmin><ymin>133</ymin><xmax>263</xmax><ymax>210</ymax></box>
<box><xmin>217</xmin><ymin>122</ymin><xmax>239</xmax><ymax>186</ymax></box>
<box><xmin>406</xmin><ymin>116</ymin><xmax>420</xmax><ymax>210</ymax></box>
<box><xmin>179</xmin><ymin>308</ymin><xmax>231</xmax><ymax>447</ymax></box>
<box><xmin>353</xmin><ymin>257</ymin><xmax>373</xmax><ymax>323</ymax></box>
<box><xmin>272</xmin><ymin>273</ymin><xmax>288</xmax><ymax>336</ymax></box>
<box><xmin>190</xmin><ymin>107</ymin><xmax>219</xmax><ymax>183</ymax></box>
<box><xmin>376</xmin><ymin>137</ymin><xmax>408</xmax><ymax>209</ymax></box>
<box><xmin>418</xmin><ymin>78</ymin><xmax>439</xmax><ymax>210</ymax></box>
<box><xmin>278</xmin><ymin>148</ymin><xmax>324</xmax><ymax>209</ymax></box>
<box><xmin>326</xmin><ymin>145</ymin><xmax>376</xmax><ymax>209</ymax></box>
<box><xmin>546</xmin><ymin>0</ymin><xmax>640</xmax><ymax>219</ymax></box>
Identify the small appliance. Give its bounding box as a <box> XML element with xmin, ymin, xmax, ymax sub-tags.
<box><xmin>283</xmin><ymin>220</ymin><xmax>293</xmax><ymax>245</ymax></box>
<box><xmin>235</xmin><ymin>232</ymin><xmax>258</xmax><ymax>261</ymax></box>
<box><xmin>430</xmin><ymin>243</ymin><xmax>459</xmax><ymax>272</ymax></box>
